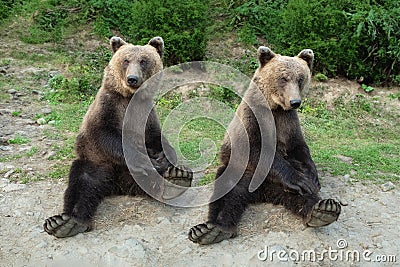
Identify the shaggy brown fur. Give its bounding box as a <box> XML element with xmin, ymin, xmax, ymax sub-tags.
<box><xmin>44</xmin><ymin>37</ymin><xmax>192</xmax><ymax>238</ymax></box>
<box><xmin>189</xmin><ymin>47</ymin><xmax>341</xmax><ymax>245</ymax></box>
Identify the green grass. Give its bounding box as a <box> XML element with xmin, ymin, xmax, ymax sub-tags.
<box><xmin>26</xmin><ymin>146</ymin><xmax>39</xmax><ymax>157</ymax></box>
<box><xmin>8</xmin><ymin>134</ymin><xmax>31</xmax><ymax>145</ymax></box>
<box><xmin>300</xmin><ymin>91</ymin><xmax>400</xmax><ymax>183</ymax></box>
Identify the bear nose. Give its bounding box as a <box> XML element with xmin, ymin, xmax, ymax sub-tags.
<box><xmin>127</xmin><ymin>75</ymin><xmax>139</xmax><ymax>86</ymax></box>
<box><xmin>290</xmin><ymin>99</ymin><xmax>301</xmax><ymax>109</ymax></box>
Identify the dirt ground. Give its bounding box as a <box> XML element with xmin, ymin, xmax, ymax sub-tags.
<box><xmin>1</xmin><ymin>33</ymin><xmax>399</xmax><ymax>266</ymax></box>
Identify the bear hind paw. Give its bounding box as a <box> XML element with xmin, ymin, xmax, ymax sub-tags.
<box><xmin>188</xmin><ymin>222</ymin><xmax>236</xmax><ymax>245</ymax></box>
<box><xmin>305</xmin><ymin>199</ymin><xmax>341</xmax><ymax>227</ymax></box>
<box><xmin>43</xmin><ymin>213</ymin><xmax>92</xmax><ymax>238</ymax></box>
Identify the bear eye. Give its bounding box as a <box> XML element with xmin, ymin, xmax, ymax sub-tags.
<box><xmin>279</xmin><ymin>77</ymin><xmax>289</xmax><ymax>83</ymax></box>
<box><xmin>140</xmin><ymin>59</ymin><xmax>147</xmax><ymax>68</ymax></box>
<box><xmin>298</xmin><ymin>76</ymin><xmax>304</xmax><ymax>87</ymax></box>
<box><xmin>123</xmin><ymin>59</ymin><xmax>130</xmax><ymax>66</ymax></box>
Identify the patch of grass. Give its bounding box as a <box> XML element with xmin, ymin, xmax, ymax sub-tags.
<box><xmin>51</xmin><ymin>137</ymin><xmax>76</xmax><ymax>160</ymax></box>
<box><xmin>300</xmin><ymin>93</ymin><xmax>400</xmax><ymax>183</ymax></box>
<box><xmin>26</xmin><ymin>146</ymin><xmax>39</xmax><ymax>157</ymax></box>
<box><xmin>47</xmin><ymin>164</ymin><xmax>70</xmax><ymax>179</ymax></box>
<box><xmin>8</xmin><ymin>134</ymin><xmax>31</xmax><ymax>145</ymax></box>
<box><xmin>11</xmin><ymin>110</ymin><xmax>22</xmax><ymax>117</ymax></box>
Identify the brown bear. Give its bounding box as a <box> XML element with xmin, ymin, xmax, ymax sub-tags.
<box><xmin>43</xmin><ymin>36</ymin><xmax>192</xmax><ymax>238</ymax></box>
<box><xmin>188</xmin><ymin>47</ymin><xmax>341</xmax><ymax>245</ymax></box>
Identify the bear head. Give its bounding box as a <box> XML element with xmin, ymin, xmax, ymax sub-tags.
<box><xmin>105</xmin><ymin>36</ymin><xmax>164</xmax><ymax>97</ymax></box>
<box><xmin>253</xmin><ymin>46</ymin><xmax>314</xmax><ymax>110</ymax></box>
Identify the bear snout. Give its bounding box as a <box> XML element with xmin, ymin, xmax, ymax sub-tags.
<box><xmin>127</xmin><ymin>75</ymin><xmax>141</xmax><ymax>87</ymax></box>
<box><xmin>290</xmin><ymin>99</ymin><xmax>301</xmax><ymax>109</ymax></box>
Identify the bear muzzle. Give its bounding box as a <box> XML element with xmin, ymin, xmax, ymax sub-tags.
<box><xmin>127</xmin><ymin>75</ymin><xmax>142</xmax><ymax>88</ymax></box>
<box><xmin>290</xmin><ymin>99</ymin><xmax>302</xmax><ymax>109</ymax></box>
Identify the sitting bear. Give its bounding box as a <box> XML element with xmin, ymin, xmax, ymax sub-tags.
<box><xmin>188</xmin><ymin>47</ymin><xmax>341</xmax><ymax>245</ymax></box>
<box><xmin>44</xmin><ymin>36</ymin><xmax>192</xmax><ymax>238</ymax></box>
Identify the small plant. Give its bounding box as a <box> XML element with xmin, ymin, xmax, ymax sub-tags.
<box><xmin>388</xmin><ymin>93</ymin><xmax>400</xmax><ymax>100</ymax></box>
<box><xmin>361</xmin><ymin>84</ymin><xmax>374</xmax><ymax>93</ymax></box>
<box><xmin>8</xmin><ymin>134</ymin><xmax>31</xmax><ymax>145</ymax></box>
<box><xmin>11</xmin><ymin>110</ymin><xmax>22</xmax><ymax>117</ymax></box>
<box><xmin>26</xmin><ymin>147</ymin><xmax>39</xmax><ymax>157</ymax></box>
<box><xmin>314</xmin><ymin>73</ymin><xmax>328</xmax><ymax>82</ymax></box>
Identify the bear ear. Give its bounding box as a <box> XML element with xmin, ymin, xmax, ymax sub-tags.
<box><xmin>297</xmin><ymin>49</ymin><xmax>314</xmax><ymax>69</ymax></box>
<box><xmin>258</xmin><ymin>46</ymin><xmax>276</xmax><ymax>67</ymax></box>
<box><xmin>110</xmin><ymin>36</ymin><xmax>127</xmax><ymax>53</ymax></box>
<box><xmin>148</xmin><ymin>36</ymin><xmax>164</xmax><ymax>58</ymax></box>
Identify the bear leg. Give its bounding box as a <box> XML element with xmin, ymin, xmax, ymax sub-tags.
<box><xmin>44</xmin><ymin>159</ymin><xmax>115</xmax><ymax>238</ymax></box>
<box><xmin>265</xmin><ymin>188</ymin><xmax>341</xmax><ymax>227</ymax></box>
<box><xmin>189</xmin><ymin>171</ymin><xmax>254</xmax><ymax>245</ymax></box>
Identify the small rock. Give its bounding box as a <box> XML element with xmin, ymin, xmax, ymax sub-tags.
<box><xmin>32</xmin><ymin>90</ymin><xmax>42</xmax><ymax>95</ymax></box>
<box><xmin>336</xmin><ymin>155</ymin><xmax>353</xmax><ymax>164</ymax></box>
<box><xmin>16</xmin><ymin>92</ymin><xmax>25</xmax><ymax>97</ymax></box>
<box><xmin>4</xmin><ymin>169</ymin><xmax>15</xmax><ymax>179</ymax></box>
<box><xmin>0</xmin><ymin>178</ymin><xmax>10</xmax><ymax>187</ymax></box>
<box><xmin>26</xmin><ymin>211</ymin><xmax>34</xmax><ymax>216</ymax></box>
<box><xmin>0</xmin><ymin>109</ymin><xmax>12</xmax><ymax>114</ymax></box>
<box><xmin>0</xmin><ymin>146</ymin><xmax>12</xmax><ymax>151</ymax></box>
<box><xmin>7</xmin><ymin>89</ymin><xmax>17</xmax><ymax>94</ymax></box>
<box><xmin>42</xmin><ymin>108</ymin><xmax>52</xmax><ymax>114</ymax></box>
<box><xmin>2</xmin><ymin>183</ymin><xmax>26</xmax><ymax>192</ymax></box>
<box><xmin>381</xmin><ymin>182</ymin><xmax>395</xmax><ymax>192</ymax></box>
<box><xmin>36</xmin><ymin>118</ymin><xmax>46</xmax><ymax>125</ymax></box>
<box><xmin>36</xmin><ymin>240</ymin><xmax>48</xmax><ymax>249</ymax></box>
<box><xmin>48</xmin><ymin>120</ymin><xmax>56</xmax><ymax>125</ymax></box>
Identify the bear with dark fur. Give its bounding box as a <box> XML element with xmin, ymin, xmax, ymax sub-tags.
<box><xmin>44</xmin><ymin>36</ymin><xmax>192</xmax><ymax>238</ymax></box>
<box><xmin>189</xmin><ymin>47</ymin><xmax>341</xmax><ymax>245</ymax></box>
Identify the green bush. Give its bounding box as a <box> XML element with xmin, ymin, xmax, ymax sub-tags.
<box><xmin>230</xmin><ymin>0</ymin><xmax>287</xmax><ymax>47</ymax></box>
<box><xmin>126</xmin><ymin>0</ymin><xmax>210</xmax><ymax>65</ymax></box>
<box><xmin>83</xmin><ymin>0</ymin><xmax>210</xmax><ymax>65</ymax></box>
<box><xmin>229</xmin><ymin>0</ymin><xmax>400</xmax><ymax>85</ymax></box>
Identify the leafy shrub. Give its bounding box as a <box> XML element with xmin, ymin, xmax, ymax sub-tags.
<box><xmin>230</xmin><ymin>0</ymin><xmax>288</xmax><ymax>47</ymax></box>
<box><xmin>314</xmin><ymin>73</ymin><xmax>328</xmax><ymax>82</ymax></box>
<box><xmin>126</xmin><ymin>0</ymin><xmax>210</xmax><ymax>65</ymax></box>
<box><xmin>0</xmin><ymin>0</ymin><xmax>20</xmax><ymax>21</ymax></box>
<box><xmin>229</xmin><ymin>0</ymin><xmax>400</xmax><ymax>85</ymax></box>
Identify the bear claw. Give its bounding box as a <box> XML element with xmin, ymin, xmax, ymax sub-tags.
<box><xmin>188</xmin><ymin>222</ymin><xmax>237</xmax><ymax>245</ymax></box>
<box><xmin>44</xmin><ymin>213</ymin><xmax>92</xmax><ymax>238</ymax></box>
<box><xmin>305</xmin><ymin>199</ymin><xmax>341</xmax><ymax>227</ymax></box>
<box><xmin>162</xmin><ymin>165</ymin><xmax>193</xmax><ymax>199</ymax></box>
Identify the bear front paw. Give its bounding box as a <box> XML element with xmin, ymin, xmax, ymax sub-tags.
<box><xmin>162</xmin><ymin>165</ymin><xmax>193</xmax><ymax>199</ymax></box>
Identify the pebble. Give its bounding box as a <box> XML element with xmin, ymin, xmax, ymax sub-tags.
<box><xmin>7</xmin><ymin>89</ymin><xmax>17</xmax><ymax>94</ymax></box>
<box><xmin>2</xmin><ymin>183</ymin><xmax>26</xmax><ymax>192</ymax></box>
<box><xmin>108</xmin><ymin>238</ymin><xmax>146</xmax><ymax>259</ymax></box>
<box><xmin>4</xmin><ymin>169</ymin><xmax>15</xmax><ymax>179</ymax></box>
<box><xmin>41</xmin><ymin>108</ymin><xmax>52</xmax><ymax>114</ymax></box>
<box><xmin>381</xmin><ymin>182</ymin><xmax>395</xmax><ymax>192</ymax></box>
<box><xmin>32</xmin><ymin>90</ymin><xmax>42</xmax><ymax>95</ymax></box>
<box><xmin>36</xmin><ymin>118</ymin><xmax>46</xmax><ymax>125</ymax></box>
<box><xmin>0</xmin><ymin>145</ymin><xmax>12</xmax><ymax>151</ymax></box>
